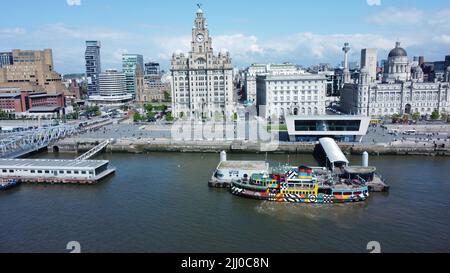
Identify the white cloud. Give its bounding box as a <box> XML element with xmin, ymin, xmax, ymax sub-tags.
<box><xmin>367</xmin><ymin>7</ymin><xmax>424</xmax><ymax>25</ymax></box>
<box><xmin>42</xmin><ymin>23</ymin><xmax>130</xmax><ymax>40</ymax></box>
<box><xmin>66</xmin><ymin>0</ymin><xmax>81</xmax><ymax>6</ymax></box>
<box><xmin>432</xmin><ymin>35</ymin><xmax>450</xmax><ymax>45</ymax></box>
<box><xmin>0</xmin><ymin>27</ymin><xmax>26</xmax><ymax>36</ymax></box>
<box><xmin>427</xmin><ymin>9</ymin><xmax>450</xmax><ymax>28</ymax></box>
<box><xmin>367</xmin><ymin>0</ymin><xmax>381</xmax><ymax>6</ymax></box>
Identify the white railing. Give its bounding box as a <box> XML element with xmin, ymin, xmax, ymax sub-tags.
<box><xmin>75</xmin><ymin>140</ymin><xmax>110</xmax><ymax>161</ymax></box>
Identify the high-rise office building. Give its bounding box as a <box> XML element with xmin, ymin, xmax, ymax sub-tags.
<box><xmin>0</xmin><ymin>52</ymin><xmax>13</xmax><ymax>68</ymax></box>
<box><xmin>122</xmin><ymin>54</ymin><xmax>144</xmax><ymax>97</ymax></box>
<box><xmin>99</xmin><ymin>69</ymin><xmax>127</xmax><ymax>97</ymax></box>
<box><xmin>85</xmin><ymin>41</ymin><xmax>102</xmax><ymax>96</ymax></box>
<box><xmin>145</xmin><ymin>62</ymin><xmax>160</xmax><ymax>75</ymax></box>
<box><xmin>360</xmin><ymin>48</ymin><xmax>377</xmax><ymax>82</ymax></box>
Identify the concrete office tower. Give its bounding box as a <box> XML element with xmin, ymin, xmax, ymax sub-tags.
<box><xmin>0</xmin><ymin>49</ymin><xmax>66</xmax><ymax>93</ymax></box>
<box><xmin>361</xmin><ymin>48</ymin><xmax>377</xmax><ymax>82</ymax></box>
<box><xmin>170</xmin><ymin>6</ymin><xmax>234</xmax><ymax>119</ymax></box>
<box><xmin>85</xmin><ymin>41</ymin><xmax>102</xmax><ymax>96</ymax></box>
<box><xmin>122</xmin><ymin>54</ymin><xmax>144</xmax><ymax>97</ymax></box>
<box><xmin>0</xmin><ymin>52</ymin><xmax>13</xmax><ymax>68</ymax></box>
<box><xmin>99</xmin><ymin>69</ymin><xmax>127</xmax><ymax>97</ymax></box>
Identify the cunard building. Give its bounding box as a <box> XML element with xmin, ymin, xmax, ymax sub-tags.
<box><xmin>170</xmin><ymin>6</ymin><xmax>235</xmax><ymax>119</ymax></box>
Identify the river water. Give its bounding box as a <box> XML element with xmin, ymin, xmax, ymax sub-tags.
<box><xmin>0</xmin><ymin>152</ymin><xmax>449</xmax><ymax>253</ymax></box>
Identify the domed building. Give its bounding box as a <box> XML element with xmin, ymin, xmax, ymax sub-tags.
<box><xmin>340</xmin><ymin>42</ymin><xmax>450</xmax><ymax>117</ymax></box>
<box><xmin>383</xmin><ymin>42</ymin><xmax>411</xmax><ymax>83</ymax></box>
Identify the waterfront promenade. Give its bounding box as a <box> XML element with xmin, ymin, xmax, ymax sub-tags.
<box><xmin>52</xmin><ymin>122</ymin><xmax>450</xmax><ymax>156</ymax></box>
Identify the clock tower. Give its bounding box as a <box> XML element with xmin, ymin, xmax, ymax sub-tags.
<box><xmin>170</xmin><ymin>6</ymin><xmax>235</xmax><ymax>120</ymax></box>
<box><xmin>191</xmin><ymin>7</ymin><xmax>213</xmax><ymax>61</ymax></box>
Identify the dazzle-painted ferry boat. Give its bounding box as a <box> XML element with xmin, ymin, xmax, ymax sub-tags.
<box><xmin>231</xmin><ymin>166</ymin><xmax>369</xmax><ymax>204</ymax></box>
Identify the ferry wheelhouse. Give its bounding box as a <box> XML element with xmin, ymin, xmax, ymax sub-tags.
<box><xmin>231</xmin><ymin>165</ymin><xmax>369</xmax><ymax>204</ymax></box>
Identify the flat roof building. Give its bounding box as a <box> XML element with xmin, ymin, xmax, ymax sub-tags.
<box><xmin>286</xmin><ymin>115</ymin><xmax>371</xmax><ymax>142</ymax></box>
<box><xmin>0</xmin><ymin>159</ymin><xmax>115</xmax><ymax>184</ymax></box>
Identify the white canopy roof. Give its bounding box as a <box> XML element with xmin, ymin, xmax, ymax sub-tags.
<box><xmin>319</xmin><ymin>138</ymin><xmax>349</xmax><ymax>165</ymax></box>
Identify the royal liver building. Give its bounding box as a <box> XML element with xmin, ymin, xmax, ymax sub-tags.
<box><xmin>341</xmin><ymin>42</ymin><xmax>450</xmax><ymax>117</ymax></box>
<box><xmin>170</xmin><ymin>7</ymin><xmax>235</xmax><ymax>119</ymax></box>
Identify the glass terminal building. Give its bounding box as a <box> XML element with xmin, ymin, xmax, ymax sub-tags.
<box><xmin>286</xmin><ymin>115</ymin><xmax>371</xmax><ymax>142</ymax></box>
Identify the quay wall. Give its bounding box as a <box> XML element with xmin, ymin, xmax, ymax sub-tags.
<box><xmin>51</xmin><ymin>138</ymin><xmax>450</xmax><ymax>157</ymax></box>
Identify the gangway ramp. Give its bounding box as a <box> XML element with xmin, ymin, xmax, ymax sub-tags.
<box><xmin>75</xmin><ymin>140</ymin><xmax>110</xmax><ymax>161</ymax></box>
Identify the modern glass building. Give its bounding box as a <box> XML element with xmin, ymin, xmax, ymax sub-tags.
<box><xmin>0</xmin><ymin>52</ymin><xmax>13</xmax><ymax>68</ymax></box>
<box><xmin>122</xmin><ymin>54</ymin><xmax>144</xmax><ymax>97</ymax></box>
<box><xmin>144</xmin><ymin>62</ymin><xmax>160</xmax><ymax>75</ymax></box>
<box><xmin>286</xmin><ymin>115</ymin><xmax>371</xmax><ymax>142</ymax></box>
<box><xmin>85</xmin><ymin>41</ymin><xmax>102</xmax><ymax>96</ymax></box>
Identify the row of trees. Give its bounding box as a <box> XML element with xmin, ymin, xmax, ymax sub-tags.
<box><xmin>133</xmin><ymin>104</ymin><xmax>173</xmax><ymax>122</ymax></box>
<box><xmin>391</xmin><ymin>110</ymin><xmax>449</xmax><ymax>123</ymax></box>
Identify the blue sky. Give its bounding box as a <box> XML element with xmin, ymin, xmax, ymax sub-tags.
<box><xmin>1</xmin><ymin>0</ymin><xmax>449</xmax><ymax>73</ymax></box>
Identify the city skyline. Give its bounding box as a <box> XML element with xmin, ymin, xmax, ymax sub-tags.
<box><xmin>1</xmin><ymin>0</ymin><xmax>449</xmax><ymax>73</ymax></box>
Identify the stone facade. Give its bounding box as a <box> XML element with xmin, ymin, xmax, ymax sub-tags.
<box><xmin>340</xmin><ymin>43</ymin><xmax>450</xmax><ymax>117</ymax></box>
<box><xmin>170</xmin><ymin>7</ymin><xmax>234</xmax><ymax>119</ymax></box>
<box><xmin>245</xmin><ymin>63</ymin><xmax>298</xmax><ymax>104</ymax></box>
<box><xmin>256</xmin><ymin>73</ymin><xmax>328</xmax><ymax>119</ymax></box>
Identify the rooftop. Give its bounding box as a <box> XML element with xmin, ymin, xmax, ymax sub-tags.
<box><xmin>319</xmin><ymin>137</ymin><xmax>349</xmax><ymax>165</ymax></box>
<box><xmin>29</xmin><ymin>106</ymin><xmax>62</xmax><ymax>113</ymax></box>
<box><xmin>0</xmin><ymin>93</ymin><xmax>21</xmax><ymax>98</ymax></box>
<box><xmin>217</xmin><ymin>160</ymin><xmax>268</xmax><ymax>171</ymax></box>
<box><xmin>0</xmin><ymin>159</ymin><xmax>109</xmax><ymax>169</ymax></box>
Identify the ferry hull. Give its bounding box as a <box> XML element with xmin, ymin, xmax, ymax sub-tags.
<box><xmin>231</xmin><ymin>186</ymin><xmax>369</xmax><ymax>204</ymax></box>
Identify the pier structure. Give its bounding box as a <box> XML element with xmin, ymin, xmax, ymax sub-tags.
<box><xmin>0</xmin><ymin>124</ymin><xmax>77</xmax><ymax>158</ymax></box>
<box><xmin>0</xmin><ymin>158</ymin><xmax>115</xmax><ymax>184</ymax></box>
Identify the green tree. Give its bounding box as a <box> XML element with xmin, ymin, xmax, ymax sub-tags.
<box><xmin>441</xmin><ymin>111</ymin><xmax>448</xmax><ymax>122</ymax></box>
<box><xmin>164</xmin><ymin>91</ymin><xmax>171</xmax><ymax>102</ymax></box>
<box><xmin>133</xmin><ymin>112</ymin><xmax>143</xmax><ymax>122</ymax></box>
<box><xmin>0</xmin><ymin>110</ymin><xmax>8</xmax><ymax>119</ymax></box>
<box><xmin>412</xmin><ymin>112</ymin><xmax>421</xmax><ymax>121</ymax></box>
<box><xmin>391</xmin><ymin>113</ymin><xmax>401</xmax><ymax>123</ymax></box>
<box><xmin>166</xmin><ymin>112</ymin><xmax>174</xmax><ymax>122</ymax></box>
<box><xmin>431</xmin><ymin>110</ymin><xmax>440</xmax><ymax>120</ymax></box>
